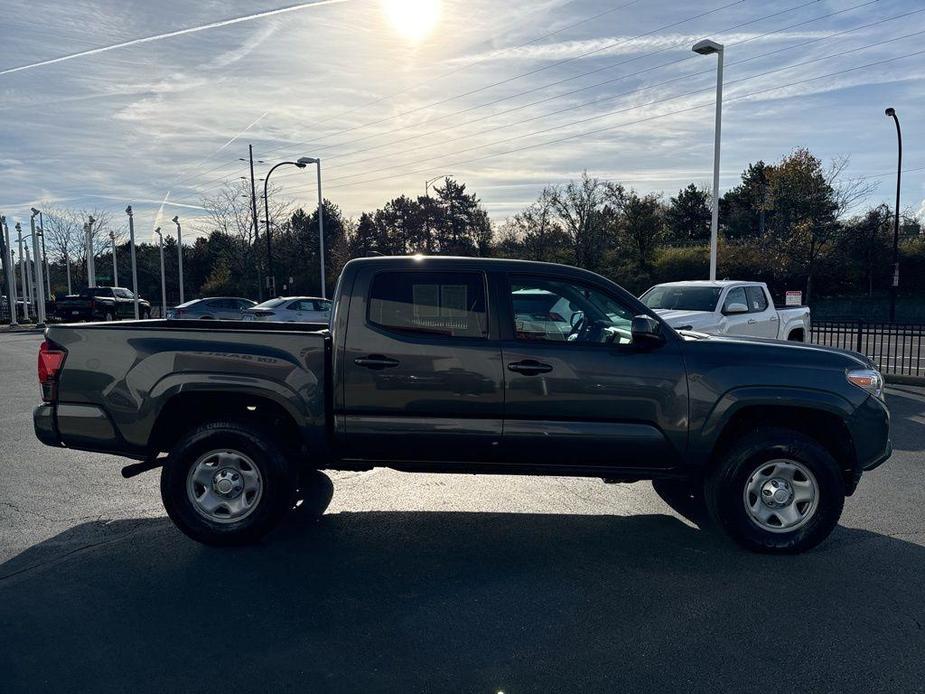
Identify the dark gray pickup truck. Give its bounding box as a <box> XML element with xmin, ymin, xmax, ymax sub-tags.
<box><xmin>33</xmin><ymin>257</ymin><xmax>891</xmax><ymax>552</ymax></box>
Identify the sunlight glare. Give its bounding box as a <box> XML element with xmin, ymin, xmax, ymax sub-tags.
<box><xmin>381</xmin><ymin>0</ymin><xmax>441</xmax><ymax>41</ymax></box>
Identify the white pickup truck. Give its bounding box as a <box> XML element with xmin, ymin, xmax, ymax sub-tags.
<box><xmin>639</xmin><ymin>280</ymin><xmax>810</xmax><ymax>341</ymax></box>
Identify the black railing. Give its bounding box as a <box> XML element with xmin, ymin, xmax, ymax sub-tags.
<box><xmin>811</xmin><ymin>320</ymin><xmax>924</xmax><ymax>378</ymax></box>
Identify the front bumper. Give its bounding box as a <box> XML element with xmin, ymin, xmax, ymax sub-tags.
<box><xmin>848</xmin><ymin>394</ymin><xmax>892</xmax><ymax>472</ymax></box>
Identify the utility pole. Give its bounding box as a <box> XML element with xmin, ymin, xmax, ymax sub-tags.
<box><xmin>172</xmin><ymin>215</ymin><xmax>184</xmax><ymax>304</ymax></box>
<box><xmin>0</xmin><ymin>215</ymin><xmax>17</xmax><ymax>327</ymax></box>
<box><xmin>315</xmin><ymin>159</ymin><xmax>326</xmax><ymax>298</ymax></box>
<box><xmin>885</xmin><ymin>107</ymin><xmax>902</xmax><ymax>322</ymax></box>
<box><xmin>154</xmin><ymin>227</ymin><xmax>166</xmax><ymax>316</ymax></box>
<box><xmin>247</xmin><ymin>144</ymin><xmax>263</xmax><ymax>301</ymax></box>
<box><xmin>109</xmin><ymin>231</ymin><xmax>119</xmax><ymax>286</ymax></box>
<box><xmin>30</xmin><ymin>209</ymin><xmax>46</xmax><ymax>328</ymax></box>
<box><xmin>86</xmin><ymin>215</ymin><xmax>96</xmax><ymax>287</ymax></box>
<box><xmin>126</xmin><ymin>206</ymin><xmax>139</xmax><ymax>319</ymax></box>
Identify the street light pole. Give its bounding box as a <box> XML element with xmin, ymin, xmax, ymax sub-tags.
<box><xmin>693</xmin><ymin>39</ymin><xmax>724</xmax><ymax>282</ymax></box>
<box><xmin>263</xmin><ymin>159</ymin><xmax>309</xmax><ymax>297</ymax></box>
<box><xmin>38</xmin><ymin>211</ymin><xmax>51</xmax><ymax>297</ymax></box>
<box><xmin>885</xmin><ymin>107</ymin><xmax>902</xmax><ymax>322</ymax></box>
<box><xmin>30</xmin><ymin>210</ymin><xmax>46</xmax><ymax>328</ymax></box>
<box><xmin>86</xmin><ymin>215</ymin><xmax>96</xmax><ymax>287</ymax></box>
<box><xmin>109</xmin><ymin>231</ymin><xmax>119</xmax><ymax>286</ymax></box>
<box><xmin>296</xmin><ymin>157</ymin><xmax>327</xmax><ymax>298</ymax></box>
<box><xmin>16</xmin><ymin>223</ymin><xmax>29</xmax><ymax>321</ymax></box>
<box><xmin>126</xmin><ymin>206</ymin><xmax>139</xmax><ymax>319</ymax></box>
<box><xmin>154</xmin><ymin>226</ymin><xmax>166</xmax><ymax>317</ymax></box>
<box><xmin>172</xmin><ymin>215</ymin><xmax>184</xmax><ymax>304</ymax></box>
<box><xmin>0</xmin><ymin>216</ymin><xmax>17</xmax><ymax>327</ymax></box>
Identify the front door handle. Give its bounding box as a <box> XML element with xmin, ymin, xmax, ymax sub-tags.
<box><xmin>354</xmin><ymin>354</ymin><xmax>400</xmax><ymax>370</ymax></box>
<box><xmin>747</xmin><ymin>319</ymin><xmax>757</xmax><ymax>325</ymax></box>
<box><xmin>507</xmin><ymin>359</ymin><xmax>553</xmax><ymax>375</ymax></box>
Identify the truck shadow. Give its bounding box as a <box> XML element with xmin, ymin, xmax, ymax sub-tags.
<box><xmin>2</xmin><ymin>508</ymin><xmax>924</xmax><ymax>693</ymax></box>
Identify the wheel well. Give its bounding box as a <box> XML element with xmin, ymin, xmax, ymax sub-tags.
<box><xmin>712</xmin><ymin>405</ymin><xmax>855</xmax><ymax>482</ymax></box>
<box><xmin>787</xmin><ymin>328</ymin><xmax>804</xmax><ymax>342</ymax></box>
<box><xmin>149</xmin><ymin>392</ymin><xmax>302</xmax><ymax>454</ymax></box>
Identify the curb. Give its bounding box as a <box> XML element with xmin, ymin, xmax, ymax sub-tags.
<box><xmin>885</xmin><ymin>374</ymin><xmax>925</xmax><ymax>386</ymax></box>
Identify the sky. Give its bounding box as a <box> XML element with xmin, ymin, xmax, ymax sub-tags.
<box><xmin>0</xmin><ymin>0</ymin><xmax>923</xmax><ymax>242</ymax></box>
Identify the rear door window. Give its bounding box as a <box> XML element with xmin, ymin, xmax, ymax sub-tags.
<box><xmin>746</xmin><ymin>286</ymin><xmax>769</xmax><ymax>312</ymax></box>
<box><xmin>368</xmin><ymin>271</ymin><xmax>488</xmax><ymax>339</ymax></box>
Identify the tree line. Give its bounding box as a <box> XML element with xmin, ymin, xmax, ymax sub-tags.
<box><xmin>26</xmin><ymin>148</ymin><xmax>925</xmax><ymax>310</ymax></box>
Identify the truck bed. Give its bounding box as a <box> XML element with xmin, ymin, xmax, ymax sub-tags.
<box><xmin>37</xmin><ymin>319</ymin><xmax>331</xmax><ymax>457</ymax></box>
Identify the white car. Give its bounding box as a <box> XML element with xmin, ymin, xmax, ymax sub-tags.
<box><xmin>243</xmin><ymin>296</ymin><xmax>332</xmax><ymax>323</ymax></box>
<box><xmin>640</xmin><ymin>280</ymin><xmax>810</xmax><ymax>341</ymax></box>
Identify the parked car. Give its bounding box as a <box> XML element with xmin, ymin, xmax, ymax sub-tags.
<box><xmin>166</xmin><ymin>297</ymin><xmax>256</xmax><ymax>320</ymax></box>
<box><xmin>55</xmin><ymin>287</ymin><xmax>151</xmax><ymax>322</ymax></box>
<box><xmin>243</xmin><ymin>296</ymin><xmax>332</xmax><ymax>323</ymax></box>
<box><xmin>33</xmin><ymin>257</ymin><xmax>890</xmax><ymax>553</ymax></box>
<box><xmin>640</xmin><ymin>280</ymin><xmax>810</xmax><ymax>341</ymax></box>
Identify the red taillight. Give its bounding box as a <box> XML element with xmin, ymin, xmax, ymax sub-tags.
<box><xmin>38</xmin><ymin>340</ymin><xmax>67</xmax><ymax>402</ymax></box>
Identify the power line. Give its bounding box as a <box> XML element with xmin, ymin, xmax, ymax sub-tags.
<box><xmin>316</xmin><ymin>2</ymin><xmax>907</xmax><ymax>179</ymax></box>
<box><xmin>200</xmin><ymin>0</ymin><xmax>748</xmax><ymax>178</ymax></box>
<box><xmin>188</xmin><ymin>0</ymin><xmax>882</xmax><ymax>194</ymax></box>
<box><xmin>302</xmin><ymin>26</ymin><xmax>925</xmax><ymax>188</ymax></box>
<box><xmin>315</xmin><ymin>47</ymin><xmax>925</xmax><ymax>193</ymax></box>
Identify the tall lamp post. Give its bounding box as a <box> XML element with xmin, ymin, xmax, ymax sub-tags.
<box><xmin>1</xmin><ymin>216</ymin><xmax>17</xmax><ymax>327</ymax></box>
<box><xmin>29</xmin><ymin>208</ymin><xmax>46</xmax><ymax>328</ymax></box>
<box><xmin>38</xmin><ymin>211</ymin><xmax>50</xmax><ymax>297</ymax></box>
<box><xmin>297</xmin><ymin>157</ymin><xmax>326</xmax><ymax>298</ymax></box>
<box><xmin>109</xmin><ymin>231</ymin><xmax>119</xmax><ymax>287</ymax></box>
<box><xmin>885</xmin><ymin>107</ymin><xmax>902</xmax><ymax>322</ymax></box>
<box><xmin>693</xmin><ymin>39</ymin><xmax>724</xmax><ymax>282</ymax></box>
<box><xmin>154</xmin><ymin>226</ymin><xmax>166</xmax><ymax>317</ymax></box>
<box><xmin>263</xmin><ymin>159</ymin><xmax>309</xmax><ymax>297</ymax></box>
<box><xmin>126</xmin><ymin>206</ymin><xmax>139</xmax><ymax>319</ymax></box>
<box><xmin>172</xmin><ymin>215</ymin><xmax>184</xmax><ymax>304</ymax></box>
<box><xmin>241</xmin><ymin>147</ymin><xmax>265</xmax><ymax>300</ymax></box>
<box><xmin>16</xmin><ymin>223</ymin><xmax>29</xmax><ymax>320</ymax></box>
<box><xmin>85</xmin><ymin>215</ymin><xmax>96</xmax><ymax>287</ymax></box>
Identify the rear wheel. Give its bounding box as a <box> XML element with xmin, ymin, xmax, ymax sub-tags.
<box><xmin>160</xmin><ymin>421</ymin><xmax>298</xmax><ymax>545</ymax></box>
<box><xmin>104</xmin><ymin>310</ymin><xmax>114</xmax><ymax>322</ymax></box>
<box><xmin>705</xmin><ymin>427</ymin><xmax>845</xmax><ymax>553</ymax></box>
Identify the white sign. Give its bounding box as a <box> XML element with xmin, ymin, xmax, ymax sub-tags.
<box><xmin>785</xmin><ymin>290</ymin><xmax>802</xmax><ymax>306</ymax></box>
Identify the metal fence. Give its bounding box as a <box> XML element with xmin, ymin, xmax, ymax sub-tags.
<box><xmin>811</xmin><ymin>320</ymin><xmax>925</xmax><ymax>378</ymax></box>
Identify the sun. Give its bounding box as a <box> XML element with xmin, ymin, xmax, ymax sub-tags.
<box><xmin>380</xmin><ymin>0</ymin><xmax>442</xmax><ymax>42</ymax></box>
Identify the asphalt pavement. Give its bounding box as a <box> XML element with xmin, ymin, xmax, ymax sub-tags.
<box><xmin>1</xmin><ymin>331</ymin><xmax>924</xmax><ymax>693</ymax></box>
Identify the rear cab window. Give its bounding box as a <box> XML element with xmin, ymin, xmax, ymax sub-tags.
<box><xmin>368</xmin><ymin>271</ymin><xmax>488</xmax><ymax>339</ymax></box>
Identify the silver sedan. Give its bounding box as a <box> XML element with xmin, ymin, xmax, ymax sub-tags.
<box><xmin>243</xmin><ymin>297</ymin><xmax>332</xmax><ymax>323</ymax></box>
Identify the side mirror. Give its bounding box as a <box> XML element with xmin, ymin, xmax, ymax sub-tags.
<box><xmin>631</xmin><ymin>314</ymin><xmax>663</xmax><ymax>344</ymax></box>
<box><xmin>724</xmin><ymin>302</ymin><xmax>748</xmax><ymax>315</ymax></box>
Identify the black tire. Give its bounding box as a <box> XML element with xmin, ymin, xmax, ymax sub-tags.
<box><xmin>704</xmin><ymin>426</ymin><xmax>845</xmax><ymax>554</ymax></box>
<box><xmin>142</xmin><ymin>308</ymin><xmax>151</xmax><ymax>320</ymax></box>
<box><xmin>160</xmin><ymin>420</ymin><xmax>298</xmax><ymax>546</ymax></box>
<box><xmin>104</xmin><ymin>310</ymin><xmax>114</xmax><ymax>322</ymax></box>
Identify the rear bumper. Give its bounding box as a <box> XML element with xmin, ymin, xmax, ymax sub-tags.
<box><xmin>33</xmin><ymin>402</ymin><xmax>136</xmax><ymax>456</ymax></box>
<box><xmin>33</xmin><ymin>404</ymin><xmax>61</xmax><ymax>447</ymax></box>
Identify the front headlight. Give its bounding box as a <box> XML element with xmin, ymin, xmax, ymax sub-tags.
<box><xmin>846</xmin><ymin>368</ymin><xmax>884</xmax><ymax>400</ymax></box>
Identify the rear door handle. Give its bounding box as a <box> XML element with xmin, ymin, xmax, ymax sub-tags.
<box><xmin>354</xmin><ymin>354</ymin><xmax>400</xmax><ymax>370</ymax></box>
<box><xmin>747</xmin><ymin>319</ymin><xmax>757</xmax><ymax>324</ymax></box>
<box><xmin>507</xmin><ymin>359</ymin><xmax>553</xmax><ymax>375</ymax></box>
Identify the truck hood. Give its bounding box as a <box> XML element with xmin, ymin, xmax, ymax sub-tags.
<box><xmin>653</xmin><ymin>309</ymin><xmax>717</xmax><ymax>329</ymax></box>
<box><xmin>678</xmin><ymin>329</ymin><xmax>874</xmax><ymax>370</ymax></box>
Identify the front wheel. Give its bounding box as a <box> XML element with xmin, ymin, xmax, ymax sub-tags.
<box><xmin>160</xmin><ymin>421</ymin><xmax>298</xmax><ymax>545</ymax></box>
<box><xmin>704</xmin><ymin>427</ymin><xmax>845</xmax><ymax>553</ymax></box>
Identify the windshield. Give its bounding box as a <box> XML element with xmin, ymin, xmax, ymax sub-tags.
<box><xmin>641</xmin><ymin>286</ymin><xmax>722</xmax><ymax>312</ymax></box>
<box><xmin>253</xmin><ymin>298</ymin><xmax>289</xmax><ymax>309</ymax></box>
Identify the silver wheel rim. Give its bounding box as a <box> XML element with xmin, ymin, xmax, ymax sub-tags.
<box><xmin>186</xmin><ymin>449</ymin><xmax>263</xmax><ymax>524</ymax></box>
<box><xmin>743</xmin><ymin>459</ymin><xmax>819</xmax><ymax>533</ymax></box>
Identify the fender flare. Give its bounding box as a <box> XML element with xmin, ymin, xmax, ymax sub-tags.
<box><xmin>693</xmin><ymin>385</ymin><xmax>854</xmax><ymax>464</ymax></box>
